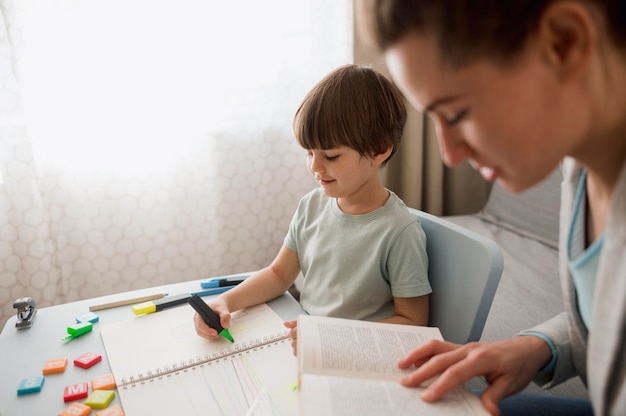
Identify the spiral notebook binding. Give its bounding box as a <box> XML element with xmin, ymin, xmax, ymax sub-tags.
<box><xmin>118</xmin><ymin>329</ymin><xmax>290</xmax><ymax>389</ymax></box>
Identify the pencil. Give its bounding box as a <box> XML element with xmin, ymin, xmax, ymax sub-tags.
<box><xmin>89</xmin><ymin>293</ymin><xmax>167</xmax><ymax>312</ymax></box>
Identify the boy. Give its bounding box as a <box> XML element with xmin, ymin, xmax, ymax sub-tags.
<box><xmin>194</xmin><ymin>64</ymin><xmax>430</xmax><ymax>353</ymax></box>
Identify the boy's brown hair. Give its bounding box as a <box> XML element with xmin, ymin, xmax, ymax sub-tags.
<box><xmin>293</xmin><ymin>64</ymin><xmax>406</xmax><ymax>167</ymax></box>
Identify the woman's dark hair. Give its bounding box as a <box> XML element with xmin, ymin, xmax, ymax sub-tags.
<box><xmin>368</xmin><ymin>0</ymin><xmax>626</xmax><ymax>67</ymax></box>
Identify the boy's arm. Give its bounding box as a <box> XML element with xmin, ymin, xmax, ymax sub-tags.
<box><xmin>378</xmin><ymin>295</ymin><xmax>429</xmax><ymax>326</ymax></box>
<box><xmin>195</xmin><ymin>244</ymin><xmax>301</xmax><ymax>339</ymax></box>
<box><xmin>220</xmin><ymin>244</ymin><xmax>301</xmax><ymax>312</ymax></box>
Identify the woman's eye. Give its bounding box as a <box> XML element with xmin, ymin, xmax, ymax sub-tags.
<box><xmin>445</xmin><ymin>109</ymin><xmax>468</xmax><ymax>126</ymax></box>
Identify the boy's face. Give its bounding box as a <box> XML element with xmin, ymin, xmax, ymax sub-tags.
<box><xmin>306</xmin><ymin>146</ymin><xmax>382</xmax><ymax>200</ymax></box>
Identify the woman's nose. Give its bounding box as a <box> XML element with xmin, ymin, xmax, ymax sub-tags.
<box><xmin>435</xmin><ymin>123</ymin><xmax>472</xmax><ymax>167</ymax></box>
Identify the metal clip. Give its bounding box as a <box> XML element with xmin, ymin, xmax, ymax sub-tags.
<box><xmin>13</xmin><ymin>297</ymin><xmax>37</xmax><ymax>329</ymax></box>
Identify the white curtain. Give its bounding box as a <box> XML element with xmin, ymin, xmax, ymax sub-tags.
<box><xmin>0</xmin><ymin>0</ymin><xmax>353</xmax><ymax>327</ymax></box>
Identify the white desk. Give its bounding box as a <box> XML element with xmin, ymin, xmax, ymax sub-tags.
<box><xmin>0</xmin><ymin>277</ymin><xmax>304</xmax><ymax>416</ymax></box>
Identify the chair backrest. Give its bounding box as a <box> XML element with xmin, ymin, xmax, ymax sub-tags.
<box><xmin>479</xmin><ymin>167</ymin><xmax>561</xmax><ymax>249</ymax></box>
<box><xmin>408</xmin><ymin>208</ymin><xmax>504</xmax><ymax>344</ymax></box>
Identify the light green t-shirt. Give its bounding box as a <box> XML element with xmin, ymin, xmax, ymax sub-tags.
<box><xmin>284</xmin><ymin>188</ymin><xmax>431</xmax><ymax>322</ymax></box>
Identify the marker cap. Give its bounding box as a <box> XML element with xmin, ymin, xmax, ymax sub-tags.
<box><xmin>68</xmin><ymin>322</ymin><xmax>93</xmax><ymax>337</ymax></box>
<box><xmin>132</xmin><ymin>301</ymin><xmax>157</xmax><ymax>315</ymax></box>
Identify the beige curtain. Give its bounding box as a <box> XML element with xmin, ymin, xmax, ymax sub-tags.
<box><xmin>353</xmin><ymin>0</ymin><xmax>490</xmax><ymax>216</ymax></box>
<box><xmin>0</xmin><ymin>0</ymin><xmax>353</xmax><ymax>329</ymax></box>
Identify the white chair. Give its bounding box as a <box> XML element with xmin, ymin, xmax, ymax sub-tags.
<box><xmin>408</xmin><ymin>208</ymin><xmax>504</xmax><ymax>344</ymax></box>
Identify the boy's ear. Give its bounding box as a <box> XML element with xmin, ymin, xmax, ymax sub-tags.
<box><xmin>371</xmin><ymin>146</ymin><xmax>393</xmax><ymax>166</ymax></box>
<box><xmin>537</xmin><ymin>1</ymin><xmax>595</xmax><ymax>80</ymax></box>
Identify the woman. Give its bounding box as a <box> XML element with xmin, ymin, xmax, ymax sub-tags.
<box><xmin>364</xmin><ymin>1</ymin><xmax>626</xmax><ymax>415</ymax></box>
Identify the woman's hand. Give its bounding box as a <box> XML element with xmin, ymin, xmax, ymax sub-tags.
<box><xmin>284</xmin><ymin>320</ymin><xmax>298</xmax><ymax>356</ymax></box>
<box><xmin>193</xmin><ymin>297</ymin><xmax>231</xmax><ymax>340</ymax></box>
<box><xmin>398</xmin><ymin>336</ymin><xmax>551</xmax><ymax>415</ymax></box>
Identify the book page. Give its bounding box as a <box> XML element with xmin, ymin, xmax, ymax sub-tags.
<box><xmin>300</xmin><ymin>374</ymin><xmax>488</xmax><ymax>416</ymax></box>
<box><xmin>297</xmin><ymin>315</ymin><xmax>489</xmax><ymax>416</ymax></box>
<box><xmin>298</xmin><ymin>314</ymin><xmax>443</xmax><ymax>381</ymax></box>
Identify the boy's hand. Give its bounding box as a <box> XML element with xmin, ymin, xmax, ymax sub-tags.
<box><xmin>194</xmin><ymin>298</ymin><xmax>231</xmax><ymax>340</ymax></box>
<box><xmin>284</xmin><ymin>320</ymin><xmax>298</xmax><ymax>356</ymax></box>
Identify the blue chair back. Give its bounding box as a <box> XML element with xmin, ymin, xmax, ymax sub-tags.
<box><xmin>408</xmin><ymin>208</ymin><xmax>504</xmax><ymax>344</ymax></box>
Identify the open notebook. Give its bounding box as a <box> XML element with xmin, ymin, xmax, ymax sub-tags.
<box><xmin>100</xmin><ymin>302</ymin><xmax>298</xmax><ymax>416</ymax></box>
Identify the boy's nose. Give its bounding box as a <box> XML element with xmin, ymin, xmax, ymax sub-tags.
<box><xmin>309</xmin><ymin>154</ymin><xmax>324</xmax><ymax>173</ymax></box>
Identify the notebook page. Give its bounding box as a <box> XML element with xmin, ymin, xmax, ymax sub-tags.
<box><xmin>101</xmin><ymin>302</ymin><xmax>285</xmax><ymax>380</ymax></box>
<box><xmin>115</xmin><ymin>337</ymin><xmax>297</xmax><ymax>416</ymax></box>
<box><xmin>101</xmin><ymin>302</ymin><xmax>298</xmax><ymax>415</ymax></box>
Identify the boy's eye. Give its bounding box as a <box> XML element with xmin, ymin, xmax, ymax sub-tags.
<box><xmin>444</xmin><ymin>109</ymin><xmax>468</xmax><ymax>126</ymax></box>
<box><xmin>325</xmin><ymin>155</ymin><xmax>339</xmax><ymax>161</ymax></box>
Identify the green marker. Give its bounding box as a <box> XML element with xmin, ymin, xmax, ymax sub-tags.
<box><xmin>62</xmin><ymin>322</ymin><xmax>93</xmax><ymax>341</ymax></box>
<box><xmin>188</xmin><ymin>294</ymin><xmax>235</xmax><ymax>343</ymax></box>
<box><xmin>218</xmin><ymin>327</ymin><xmax>235</xmax><ymax>343</ymax></box>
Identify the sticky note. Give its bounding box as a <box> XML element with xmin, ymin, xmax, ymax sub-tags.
<box><xmin>96</xmin><ymin>405</ymin><xmax>125</xmax><ymax>416</ymax></box>
<box><xmin>64</xmin><ymin>382</ymin><xmax>89</xmax><ymax>402</ymax></box>
<box><xmin>58</xmin><ymin>402</ymin><xmax>92</xmax><ymax>416</ymax></box>
<box><xmin>43</xmin><ymin>357</ymin><xmax>69</xmax><ymax>374</ymax></box>
<box><xmin>91</xmin><ymin>373</ymin><xmax>116</xmax><ymax>390</ymax></box>
<box><xmin>74</xmin><ymin>352</ymin><xmax>102</xmax><ymax>369</ymax></box>
<box><xmin>96</xmin><ymin>406</ymin><xmax>124</xmax><ymax>416</ymax></box>
<box><xmin>17</xmin><ymin>376</ymin><xmax>45</xmax><ymax>395</ymax></box>
<box><xmin>85</xmin><ymin>389</ymin><xmax>115</xmax><ymax>409</ymax></box>
<box><xmin>76</xmin><ymin>312</ymin><xmax>100</xmax><ymax>324</ymax></box>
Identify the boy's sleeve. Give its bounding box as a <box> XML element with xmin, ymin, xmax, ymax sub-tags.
<box><xmin>387</xmin><ymin>221</ymin><xmax>431</xmax><ymax>298</ymax></box>
<box><xmin>283</xmin><ymin>199</ymin><xmax>303</xmax><ymax>253</ymax></box>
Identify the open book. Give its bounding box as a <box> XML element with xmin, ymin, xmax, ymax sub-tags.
<box><xmin>297</xmin><ymin>315</ymin><xmax>489</xmax><ymax>416</ymax></box>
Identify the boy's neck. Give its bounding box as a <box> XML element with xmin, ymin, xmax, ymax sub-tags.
<box><xmin>337</xmin><ymin>185</ymin><xmax>390</xmax><ymax>215</ymax></box>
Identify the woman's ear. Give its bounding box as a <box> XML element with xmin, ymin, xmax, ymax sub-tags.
<box><xmin>536</xmin><ymin>1</ymin><xmax>596</xmax><ymax>80</ymax></box>
<box><xmin>371</xmin><ymin>146</ymin><xmax>393</xmax><ymax>166</ymax></box>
